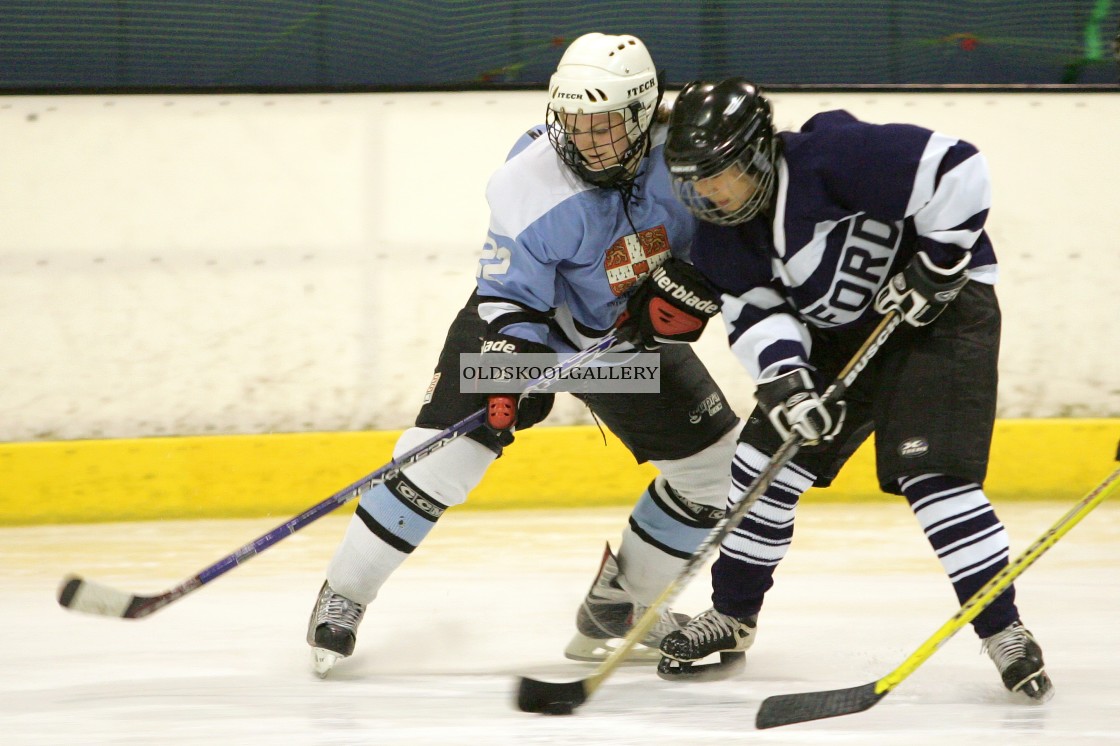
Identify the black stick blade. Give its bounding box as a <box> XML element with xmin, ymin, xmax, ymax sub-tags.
<box><xmin>755</xmin><ymin>682</ymin><xmax>884</xmax><ymax>729</ymax></box>
<box><xmin>57</xmin><ymin>575</ymin><xmax>85</xmax><ymax>609</ymax></box>
<box><xmin>516</xmin><ymin>676</ymin><xmax>588</xmax><ymax>715</ymax></box>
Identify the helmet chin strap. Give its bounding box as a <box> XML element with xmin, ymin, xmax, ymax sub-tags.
<box><xmin>572</xmin><ymin>133</ymin><xmax>650</xmax><ymax>189</ymax></box>
<box><xmin>582</xmin><ymin>164</ymin><xmax>631</xmax><ymax>188</ymax></box>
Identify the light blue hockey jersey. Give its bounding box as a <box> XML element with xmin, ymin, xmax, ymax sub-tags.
<box><xmin>475</xmin><ymin>125</ymin><xmax>697</xmax><ymax>353</ymax></box>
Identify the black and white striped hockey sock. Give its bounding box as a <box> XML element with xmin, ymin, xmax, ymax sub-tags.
<box><xmin>711</xmin><ymin>442</ymin><xmax>815</xmax><ymax>618</ymax></box>
<box><xmin>899</xmin><ymin>473</ymin><xmax>1019</xmax><ymax>637</ymax></box>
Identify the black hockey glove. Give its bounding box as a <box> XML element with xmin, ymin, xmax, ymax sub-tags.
<box><xmin>479</xmin><ymin>331</ymin><xmax>555</xmax><ymax>433</ymax></box>
<box><xmin>616</xmin><ymin>258</ymin><xmax>722</xmax><ymax>350</ymax></box>
<box><xmin>874</xmin><ymin>251</ymin><xmax>969</xmax><ymax>327</ymax></box>
<box><xmin>754</xmin><ymin>368</ymin><xmax>846</xmax><ymax>446</ymax></box>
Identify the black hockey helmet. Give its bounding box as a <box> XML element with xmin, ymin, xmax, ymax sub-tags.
<box><xmin>665</xmin><ymin>78</ymin><xmax>778</xmax><ymax>225</ymax></box>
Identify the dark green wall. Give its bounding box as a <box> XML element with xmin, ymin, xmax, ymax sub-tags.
<box><xmin>2</xmin><ymin>1</ymin><xmax>1117</xmax><ymax>90</ymax></box>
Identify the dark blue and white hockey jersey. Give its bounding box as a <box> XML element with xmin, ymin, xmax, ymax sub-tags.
<box><xmin>690</xmin><ymin>110</ymin><xmax>999</xmax><ymax>382</ymax></box>
<box><xmin>475</xmin><ymin>125</ymin><xmax>697</xmax><ymax>352</ymax></box>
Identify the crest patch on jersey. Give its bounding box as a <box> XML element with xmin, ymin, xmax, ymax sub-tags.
<box><xmin>604</xmin><ymin>226</ymin><xmax>670</xmax><ymax>296</ymax></box>
<box><xmin>899</xmin><ymin>437</ymin><xmax>929</xmax><ymax>458</ymax></box>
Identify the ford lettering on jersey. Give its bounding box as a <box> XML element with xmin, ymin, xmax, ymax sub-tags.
<box><xmin>801</xmin><ymin>216</ymin><xmax>900</xmax><ymax>327</ymax></box>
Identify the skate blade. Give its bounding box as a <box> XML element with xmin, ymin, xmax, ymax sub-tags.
<box><xmin>311</xmin><ymin>647</ymin><xmax>342</xmax><ymax>678</ymax></box>
<box><xmin>563</xmin><ymin>632</ymin><xmax>662</xmax><ymax>663</ymax></box>
<box><xmin>1015</xmin><ymin>671</ymin><xmax>1055</xmax><ymax>703</ymax></box>
<box><xmin>656</xmin><ymin>652</ymin><xmax>746</xmax><ymax>682</ymax></box>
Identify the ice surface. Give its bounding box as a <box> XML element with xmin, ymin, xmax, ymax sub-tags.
<box><xmin>2</xmin><ymin>500</ymin><xmax>1118</xmax><ymax>745</ymax></box>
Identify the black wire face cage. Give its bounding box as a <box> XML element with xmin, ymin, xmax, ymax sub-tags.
<box><xmin>545</xmin><ymin>103</ymin><xmax>650</xmax><ymax>189</ymax></box>
<box><xmin>670</xmin><ymin>138</ymin><xmax>778</xmax><ymax>226</ymax></box>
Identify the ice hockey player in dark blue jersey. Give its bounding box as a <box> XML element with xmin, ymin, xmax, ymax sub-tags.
<box><xmin>655</xmin><ymin>78</ymin><xmax>1052</xmax><ymax>702</ymax></box>
<box><xmin>305</xmin><ymin>35</ymin><xmax>744</xmax><ymax>676</ymax></box>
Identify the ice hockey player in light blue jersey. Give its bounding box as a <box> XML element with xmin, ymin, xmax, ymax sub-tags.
<box><xmin>656</xmin><ymin>78</ymin><xmax>1053</xmax><ymax>702</ymax></box>
<box><xmin>306</xmin><ymin>33</ymin><xmax>745</xmax><ymax>677</ymax></box>
<box><xmin>476</xmin><ymin>111</ymin><xmax>698</xmax><ymax>353</ymax></box>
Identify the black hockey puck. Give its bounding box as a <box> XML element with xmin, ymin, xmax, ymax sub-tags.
<box><xmin>516</xmin><ymin>675</ymin><xmax>586</xmax><ymax>714</ymax></box>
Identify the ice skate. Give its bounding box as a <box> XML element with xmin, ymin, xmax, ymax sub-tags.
<box><xmin>657</xmin><ymin>607</ymin><xmax>755</xmax><ymax>680</ymax></box>
<box><xmin>307</xmin><ymin>580</ymin><xmax>366</xmax><ymax>678</ymax></box>
<box><xmin>563</xmin><ymin>543</ymin><xmax>689</xmax><ymax>662</ymax></box>
<box><xmin>982</xmin><ymin>621</ymin><xmax>1054</xmax><ymax>701</ymax></box>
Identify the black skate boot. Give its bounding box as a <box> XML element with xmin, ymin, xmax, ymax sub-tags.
<box><xmin>657</xmin><ymin>607</ymin><xmax>756</xmax><ymax>681</ymax></box>
<box><xmin>563</xmin><ymin>543</ymin><xmax>689</xmax><ymax>662</ymax></box>
<box><xmin>982</xmin><ymin>621</ymin><xmax>1054</xmax><ymax>701</ymax></box>
<box><xmin>307</xmin><ymin>580</ymin><xmax>366</xmax><ymax>678</ymax></box>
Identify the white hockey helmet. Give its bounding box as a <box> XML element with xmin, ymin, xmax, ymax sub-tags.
<box><xmin>546</xmin><ymin>33</ymin><xmax>661</xmax><ymax>188</ymax></box>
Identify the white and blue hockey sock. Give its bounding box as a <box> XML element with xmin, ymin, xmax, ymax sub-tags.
<box><xmin>616</xmin><ymin>423</ymin><xmax>740</xmax><ymax>604</ymax></box>
<box><xmin>326</xmin><ymin>427</ymin><xmax>495</xmax><ymax>603</ymax></box>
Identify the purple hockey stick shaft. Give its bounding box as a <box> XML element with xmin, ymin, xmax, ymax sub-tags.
<box><xmin>58</xmin><ymin>334</ymin><xmax>618</xmax><ymax>619</ymax></box>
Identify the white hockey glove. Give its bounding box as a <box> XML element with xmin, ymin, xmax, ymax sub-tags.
<box><xmin>616</xmin><ymin>258</ymin><xmax>722</xmax><ymax>349</ymax></box>
<box><xmin>754</xmin><ymin>368</ymin><xmax>846</xmax><ymax>445</ymax></box>
<box><xmin>874</xmin><ymin>251</ymin><xmax>970</xmax><ymax>327</ymax></box>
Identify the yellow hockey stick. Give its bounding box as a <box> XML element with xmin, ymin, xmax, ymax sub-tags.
<box><xmin>756</xmin><ymin>451</ymin><xmax>1120</xmax><ymax>729</ymax></box>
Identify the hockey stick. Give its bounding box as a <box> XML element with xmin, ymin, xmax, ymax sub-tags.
<box><xmin>57</xmin><ymin>334</ymin><xmax>620</xmax><ymax>620</ymax></box>
<box><xmin>516</xmin><ymin>311</ymin><xmax>903</xmax><ymax>715</ymax></box>
<box><xmin>755</xmin><ymin>449</ymin><xmax>1120</xmax><ymax>730</ymax></box>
